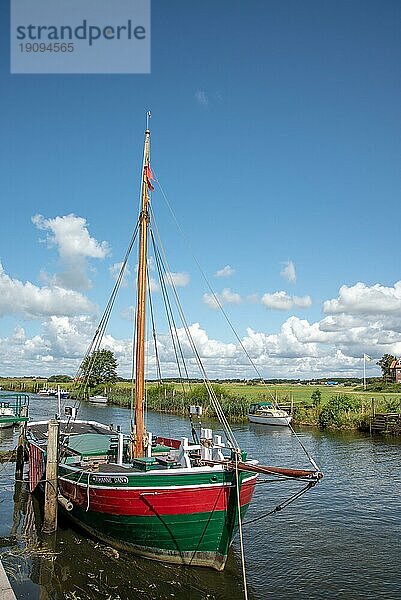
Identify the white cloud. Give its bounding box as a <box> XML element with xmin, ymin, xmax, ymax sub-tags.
<box><xmin>0</xmin><ymin>317</ymin><xmax>132</xmax><ymax>377</ymax></box>
<box><xmin>0</xmin><ymin>262</ymin><xmax>95</xmax><ymax>319</ymax></box>
<box><xmin>195</xmin><ymin>90</ymin><xmax>208</xmax><ymax>107</ymax></box>
<box><xmin>32</xmin><ymin>213</ymin><xmax>110</xmax><ymax>291</ymax></box>
<box><xmin>324</xmin><ymin>281</ymin><xmax>401</xmax><ymax>315</ymax></box>
<box><xmin>149</xmin><ymin>278</ymin><xmax>159</xmax><ymax>292</ymax></box>
<box><xmin>109</xmin><ymin>262</ymin><xmax>131</xmax><ymax>287</ymax></box>
<box><xmin>4</xmin><ymin>270</ymin><xmax>401</xmax><ymax>379</ymax></box>
<box><xmin>280</xmin><ymin>260</ymin><xmax>296</xmax><ymax>283</ymax></box>
<box><xmin>178</xmin><ymin>323</ymin><xmax>237</xmax><ymax>359</ymax></box>
<box><xmin>165</xmin><ymin>272</ymin><xmax>190</xmax><ymax>288</ymax></box>
<box><xmin>41</xmin><ymin>355</ymin><xmax>54</xmax><ymax>362</ymax></box>
<box><xmin>215</xmin><ymin>265</ymin><xmax>235</xmax><ymax>278</ymax></box>
<box><xmin>203</xmin><ymin>288</ymin><xmax>241</xmax><ymax>310</ymax></box>
<box><xmin>261</xmin><ymin>291</ymin><xmax>312</xmax><ymax>310</ymax></box>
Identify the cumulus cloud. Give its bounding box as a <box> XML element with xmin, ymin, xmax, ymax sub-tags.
<box><xmin>165</xmin><ymin>272</ymin><xmax>189</xmax><ymax>288</ymax></box>
<box><xmin>0</xmin><ymin>262</ymin><xmax>95</xmax><ymax>319</ymax></box>
<box><xmin>32</xmin><ymin>213</ymin><xmax>110</xmax><ymax>291</ymax></box>
<box><xmin>203</xmin><ymin>288</ymin><xmax>241</xmax><ymax>310</ymax></box>
<box><xmin>280</xmin><ymin>260</ymin><xmax>296</xmax><ymax>283</ymax></box>
<box><xmin>178</xmin><ymin>323</ymin><xmax>237</xmax><ymax>359</ymax></box>
<box><xmin>0</xmin><ymin>317</ymin><xmax>133</xmax><ymax>377</ymax></box>
<box><xmin>109</xmin><ymin>262</ymin><xmax>131</xmax><ymax>287</ymax></box>
<box><xmin>261</xmin><ymin>291</ymin><xmax>312</xmax><ymax>310</ymax></box>
<box><xmin>215</xmin><ymin>265</ymin><xmax>235</xmax><ymax>278</ymax></box>
<box><xmin>4</xmin><ymin>267</ymin><xmax>401</xmax><ymax>379</ymax></box>
<box><xmin>41</xmin><ymin>355</ymin><xmax>54</xmax><ymax>362</ymax></box>
<box><xmin>324</xmin><ymin>281</ymin><xmax>401</xmax><ymax>315</ymax></box>
<box><xmin>195</xmin><ymin>90</ymin><xmax>208</xmax><ymax>107</ymax></box>
<box><xmin>0</xmin><ymin>311</ymin><xmax>388</xmax><ymax>379</ymax></box>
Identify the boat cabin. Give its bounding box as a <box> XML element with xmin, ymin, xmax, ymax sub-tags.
<box><xmin>249</xmin><ymin>402</ymin><xmax>273</xmax><ymax>415</ymax></box>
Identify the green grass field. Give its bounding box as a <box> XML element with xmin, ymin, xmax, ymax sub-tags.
<box><xmin>2</xmin><ymin>378</ymin><xmax>400</xmax><ymax>429</ymax></box>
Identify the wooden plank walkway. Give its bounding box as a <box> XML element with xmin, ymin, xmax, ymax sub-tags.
<box><xmin>371</xmin><ymin>413</ymin><xmax>401</xmax><ymax>433</ymax></box>
<box><xmin>0</xmin><ymin>559</ymin><xmax>17</xmax><ymax>600</ymax></box>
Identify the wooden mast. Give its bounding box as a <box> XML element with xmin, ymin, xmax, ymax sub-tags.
<box><xmin>133</xmin><ymin>126</ymin><xmax>151</xmax><ymax>457</ymax></box>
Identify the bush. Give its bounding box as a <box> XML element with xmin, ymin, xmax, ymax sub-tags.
<box><xmin>310</xmin><ymin>389</ymin><xmax>321</xmax><ymax>407</ymax></box>
<box><xmin>318</xmin><ymin>394</ymin><xmax>361</xmax><ymax>429</ymax></box>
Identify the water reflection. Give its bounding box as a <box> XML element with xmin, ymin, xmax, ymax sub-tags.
<box><xmin>4</xmin><ymin>482</ymin><xmax>249</xmax><ymax>599</ymax></box>
<box><xmin>0</xmin><ymin>395</ymin><xmax>401</xmax><ymax>598</ymax></box>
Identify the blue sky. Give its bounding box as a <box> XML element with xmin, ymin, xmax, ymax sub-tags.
<box><xmin>1</xmin><ymin>0</ymin><xmax>401</xmax><ymax>379</ymax></box>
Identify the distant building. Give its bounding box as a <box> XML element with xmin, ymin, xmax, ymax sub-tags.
<box><xmin>389</xmin><ymin>359</ymin><xmax>401</xmax><ymax>383</ymax></box>
<box><xmin>325</xmin><ymin>381</ymin><xmax>339</xmax><ymax>386</ymax></box>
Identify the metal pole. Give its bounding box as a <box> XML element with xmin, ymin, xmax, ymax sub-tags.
<box><xmin>15</xmin><ymin>405</ymin><xmax>28</xmax><ymax>479</ymax></box>
<box><xmin>42</xmin><ymin>419</ymin><xmax>59</xmax><ymax>534</ymax></box>
<box><xmin>363</xmin><ymin>355</ymin><xmax>366</xmax><ymax>390</ymax></box>
<box><xmin>57</xmin><ymin>385</ymin><xmax>61</xmax><ymax>418</ymax></box>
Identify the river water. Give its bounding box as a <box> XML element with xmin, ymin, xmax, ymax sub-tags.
<box><xmin>1</xmin><ymin>393</ymin><xmax>400</xmax><ymax>599</ymax></box>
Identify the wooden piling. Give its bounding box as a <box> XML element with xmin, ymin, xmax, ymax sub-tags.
<box><xmin>42</xmin><ymin>419</ymin><xmax>59</xmax><ymax>534</ymax></box>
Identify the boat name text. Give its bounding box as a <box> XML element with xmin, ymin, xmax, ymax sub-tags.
<box><xmin>92</xmin><ymin>476</ymin><xmax>129</xmax><ymax>484</ymax></box>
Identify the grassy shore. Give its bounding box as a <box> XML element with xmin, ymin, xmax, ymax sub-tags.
<box><xmin>2</xmin><ymin>378</ymin><xmax>401</xmax><ymax>431</ymax></box>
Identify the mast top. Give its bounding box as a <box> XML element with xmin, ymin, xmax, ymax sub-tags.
<box><xmin>146</xmin><ymin>110</ymin><xmax>151</xmax><ymax>131</ymax></box>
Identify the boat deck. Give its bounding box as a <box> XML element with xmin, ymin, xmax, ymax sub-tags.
<box><xmin>28</xmin><ymin>419</ymin><xmax>184</xmax><ymax>473</ymax></box>
<box><xmin>28</xmin><ymin>420</ymin><xmax>114</xmax><ymax>442</ymax></box>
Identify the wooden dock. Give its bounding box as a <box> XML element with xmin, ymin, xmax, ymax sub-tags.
<box><xmin>0</xmin><ymin>559</ymin><xmax>17</xmax><ymax>600</ymax></box>
<box><xmin>370</xmin><ymin>412</ymin><xmax>401</xmax><ymax>434</ymax></box>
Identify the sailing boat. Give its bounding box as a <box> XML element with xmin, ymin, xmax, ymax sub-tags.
<box><xmin>26</xmin><ymin>119</ymin><xmax>322</xmax><ymax>571</ymax></box>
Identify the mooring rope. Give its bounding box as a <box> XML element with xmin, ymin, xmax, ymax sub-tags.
<box><xmin>235</xmin><ymin>453</ymin><xmax>249</xmax><ymax>600</ymax></box>
<box><xmin>243</xmin><ymin>480</ymin><xmax>316</xmax><ymax>526</ymax></box>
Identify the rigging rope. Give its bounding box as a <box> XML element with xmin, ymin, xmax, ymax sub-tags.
<box><xmin>243</xmin><ymin>480</ymin><xmax>316</xmax><ymax>526</ymax></box>
<box><xmin>153</xmin><ymin>172</ymin><xmax>277</xmax><ymax>403</ymax></box>
<box><xmin>149</xmin><ymin>203</ymin><xmax>239</xmax><ymax>450</ymax></box>
<box><xmin>74</xmin><ymin>221</ymin><xmax>140</xmax><ymax>399</ymax></box>
<box><xmin>150</xmin><ymin>229</ymin><xmax>193</xmax><ymax>390</ymax></box>
<box><xmin>152</xmin><ymin>172</ymin><xmax>322</xmax><ymax>471</ymax></box>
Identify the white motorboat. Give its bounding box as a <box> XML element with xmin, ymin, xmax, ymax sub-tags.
<box><xmin>37</xmin><ymin>388</ymin><xmax>57</xmax><ymax>396</ymax></box>
<box><xmin>0</xmin><ymin>405</ymin><xmax>17</xmax><ymax>428</ymax></box>
<box><xmin>89</xmin><ymin>395</ymin><xmax>108</xmax><ymax>404</ymax></box>
<box><xmin>249</xmin><ymin>402</ymin><xmax>292</xmax><ymax>426</ymax></box>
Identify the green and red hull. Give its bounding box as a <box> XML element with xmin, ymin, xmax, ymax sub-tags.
<box><xmin>58</xmin><ymin>465</ymin><xmax>257</xmax><ymax>570</ymax></box>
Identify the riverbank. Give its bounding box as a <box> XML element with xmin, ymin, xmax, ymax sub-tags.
<box><xmin>2</xmin><ymin>380</ymin><xmax>401</xmax><ymax>432</ymax></box>
<box><xmin>106</xmin><ymin>383</ymin><xmax>401</xmax><ymax>433</ymax></box>
<box><xmin>1</xmin><ymin>408</ymin><xmax>401</xmax><ymax>600</ymax></box>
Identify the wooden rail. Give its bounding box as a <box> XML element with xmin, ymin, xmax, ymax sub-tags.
<box><xmin>370</xmin><ymin>412</ymin><xmax>401</xmax><ymax>433</ymax></box>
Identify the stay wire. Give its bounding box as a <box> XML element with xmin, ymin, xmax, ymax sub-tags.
<box><xmin>75</xmin><ymin>220</ymin><xmax>140</xmax><ymax>399</ymax></box>
<box><xmin>152</xmin><ymin>172</ymin><xmax>322</xmax><ymax>467</ymax></box>
<box><xmin>243</xmin><ymin>481</ymin><xmax>316</xmax><ymax>526</ymax></box>
<box><xmin>149</xmin><ymin>203</ymin><xmax>238</xmax><ymax>449</ymax></box>
<box><xmin>150</xmin><ymin>228</ymin><xmax>192</xmax><ymax>393</ymax></box>
<box><xmin>153</xmin><ymin>172</ymin><xmax>277</xmax><ymax>404</ymax></box>
<box><xmin>147</xmin><ymin>264</ymin><xmax>163</xmax><ymax>385</ymax></box>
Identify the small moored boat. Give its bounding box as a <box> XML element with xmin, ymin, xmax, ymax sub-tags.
<box><xmin>249</xmin><ymin>402</ymin><xmax>292</xmax><ymax>426</ymax></box>
<box><xmin>0</xmin><ymin>394</ymin><xmax>29</xmax><ymax>429</ymax></box>
<box><xmin>88</xmin><ymin>395</ymin><xmax>108</xmax><ymax>404</ymax></box>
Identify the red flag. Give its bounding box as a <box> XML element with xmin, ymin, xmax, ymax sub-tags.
<box><xmin>144</xmin><ymin>164</ymin><xmax>154</xmax><ymax>191</ymax></box>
